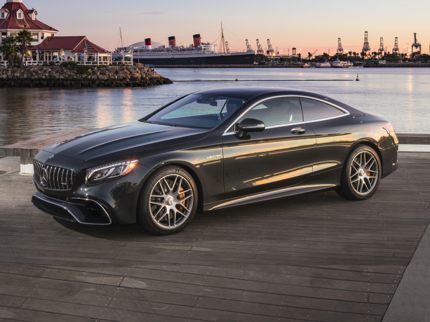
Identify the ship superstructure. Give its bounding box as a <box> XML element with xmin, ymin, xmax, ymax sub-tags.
<box><xmin>114</xmin><ymin>27</ymin><xmax>256</xmax><ymax>67</ymax></box>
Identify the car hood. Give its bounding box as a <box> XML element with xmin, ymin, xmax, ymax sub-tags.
<box><xmin>42</xmin><ymin>122</ymin><xmax>208</xmax><ymax>162</ymax></box>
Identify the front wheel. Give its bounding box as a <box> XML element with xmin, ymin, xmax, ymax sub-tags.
<box><xmin>138</xmin><ymin>166</ymin><xmax>198</xmax><ymax>235</ymax></box>
<box><xmin>337</xmin><ymin>145</ymin><xmax>382</xmax><ymax>200</ymax></box>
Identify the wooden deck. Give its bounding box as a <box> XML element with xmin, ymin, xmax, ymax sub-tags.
<box><xmin>0</xmin><ymin>152</ymin><xmax>429</xmax><ymax>322</ymax></box>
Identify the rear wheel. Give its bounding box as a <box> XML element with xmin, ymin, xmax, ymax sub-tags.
<box><xmin>138</xmin><ymin>166</ymin><xmax>198</xmax><ymax>235</ymax></box>
<box><xmin>337</xmin><ymin>145</ymin><xmax>381</xmax><ymax>200</ymax></box>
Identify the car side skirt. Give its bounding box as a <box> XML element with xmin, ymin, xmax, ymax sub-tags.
<box><xmin>205</xmin><ymin>183</ymin><xmax>336</xmax><ymax>211</ymax></box>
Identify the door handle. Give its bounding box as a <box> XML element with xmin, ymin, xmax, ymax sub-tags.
<box><xmin>291</xmin><ymin>127</ymin><xmax>306</xmax><ymax>135</ymax></box>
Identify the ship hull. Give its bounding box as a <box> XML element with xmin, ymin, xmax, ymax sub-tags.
<box><xmin>133</xmin><ymin>53</ymin><xmax>256</xmax><ymax>67</ymax></box>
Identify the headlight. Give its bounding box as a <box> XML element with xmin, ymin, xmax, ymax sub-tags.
<box><xmin>86</xmin><ymin>160</ymin><xmax>138</xmax><ymax>184</ymax></box>
<box><xmin>383</xmin><ymin>123</ymin><xmax>399</xmax><ymax>145</ymax></box>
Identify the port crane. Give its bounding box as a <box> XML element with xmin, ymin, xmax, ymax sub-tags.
<box><xmin>411</xmin><ymin>33</ymin><xmax>422</xmax><ymax>55</ymax></box>
<box><xmin>256</xmin><ymin>39</ymin><xmax>265</xmax><ymax>55</ymax></box>
<box><xmin>392</xmin><ymin>37</ymin><xmax>400</xmax><ymax>55</ymax></box>
<box><xmin>361</xmin><ymin>31</ymin><xmax>371</xmax><ymax>55</ymax></box>
<box><xmin>266</xmin><ymin>39</ymin><xmax>275</xmax><ymax>56</ymax></box>
<box><xmin>336</xmin><ymin>38</ymin><xmax>344</xmax><ymax>55</ymax></box>
<box><xmin>378</xmin><ymin>37</ymin><xmax>385</xmax><ymax>56</ymax></box>
<box><xmin>245</xmin><ymin>39</ymin><xmax>253</xmax><ymax>52</ymax></box>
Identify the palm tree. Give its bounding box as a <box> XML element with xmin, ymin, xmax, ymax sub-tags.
<box><xmin>16</xmin><ymin>29</ymin><xmax>33</xmax><ymax>64</ymax></box>
<box><xmin>0</xmin><ymin>36</ymin><xmax>18</xmax><ymax>66</ymax></box>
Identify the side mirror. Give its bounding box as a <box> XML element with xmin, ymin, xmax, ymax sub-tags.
<box><xmin>235</xmin><ymin>118</ymin><xmax>265</xmax><ymax>137</ymax></box>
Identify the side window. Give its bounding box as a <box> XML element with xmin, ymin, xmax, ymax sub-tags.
<box><xmin>240</xmin><ymin>97</ymin><xmax>303</xmax><ymax>128</ymax></box>
<box><xmin>301</xmin><ymin>98</ymin><xmax>345</xmax><ymax>122</ymax></box>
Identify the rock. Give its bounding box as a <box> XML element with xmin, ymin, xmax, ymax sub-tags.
<box><xmin>0</xmin><ymin>64</ymin><xmax>172</xmax><ymax>88</ymax></box>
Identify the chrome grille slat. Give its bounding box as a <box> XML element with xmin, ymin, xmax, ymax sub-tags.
<box><xmin>50</xmin><ymin>166</ymin><xmax>54</xmax><ymax>190</ymax></box>
<box><xmin>55</xmin><ymin>167</ymin><xmax>60</xmax><ymax>190</ymax></box>
<box><xmin>33</xmin><ymin>160</ymin><xmax>75</xmax><ymax>191</ymax></box>
<box><xmin>61</xmin><ymin>168</ymin><xmax>65</xmax><ymax>188</ymax></box>
<box><xmin>47</xmin><ymin>165</ymin><xmax>52</xmax><ymax>189</ymax></box>
<box><xmin>49</xmin><ymin>166</ymin><xmax>54</xmax><ymax>190</ymax></box>
<box><xmin>54</xmin><ymin>167</ymin><xmax>59</xmax><ymax>190</ymax></box>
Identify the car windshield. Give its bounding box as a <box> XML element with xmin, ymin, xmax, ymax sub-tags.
<box><xmin>145</xmin><ymin>94</ymin><xmax>246</xmax><ymax>129</ymax></box>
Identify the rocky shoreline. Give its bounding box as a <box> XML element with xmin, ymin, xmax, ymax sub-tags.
<box><xmin>0</xmin><ymin>63</ymin><xmax>172</xmax><ymax>88</ymax></box>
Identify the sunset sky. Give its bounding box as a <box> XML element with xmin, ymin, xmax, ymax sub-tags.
<box><xmin>27</xmin><ymin>0</ymin><xmax>429</xmax><ymax>54</ymax></box>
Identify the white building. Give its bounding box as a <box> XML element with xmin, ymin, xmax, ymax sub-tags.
<box><xmin>0</xmin><ymin>0</ymin><xmax>58</xmax><ymax>45</ymax></box>
<box><xmin>0</xmin><ymin>0</ymin><xmax>112</xmax><ymax>66</ymax></box>
<box><xmin>33</xmin><ymin>36</ymin><xmax>112</xmax><ymax>65</ymax></box>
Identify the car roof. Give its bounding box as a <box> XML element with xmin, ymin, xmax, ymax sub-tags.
<box><xmin>195</xmin><ymin>87</ymin><xmax>355</xmax><ymax>112</ymax></box>
<box><xmin>196</xmin><ymin>87</ymin><xmax>328</xmax><ymax>100</ymax></box>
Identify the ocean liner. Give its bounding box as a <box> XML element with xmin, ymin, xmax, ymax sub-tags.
<box><xmin>113</xmin><ymin>28</ymin><xmax>256</xmax><ymax>67</ymax></box>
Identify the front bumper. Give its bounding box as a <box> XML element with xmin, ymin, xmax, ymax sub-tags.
<box><xmin>32</xmin><ymin>166</ymin><xmax>145</xmax><ymax>225</ymax></box>
<box><xmin>381</xmin><ymin>144</ymin><xmax>399</xmax><ymax>178</ymax></box>
<box><xmin>32</xmin><ymin>192</ymin><xmax>112</xmax><ymax>225</ymax></box>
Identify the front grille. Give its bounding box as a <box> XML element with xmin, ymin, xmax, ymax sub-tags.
<box><xmin>33</xmin><ymin>160</ymin><xmax>75</xmax><ymax>191</ymax></box>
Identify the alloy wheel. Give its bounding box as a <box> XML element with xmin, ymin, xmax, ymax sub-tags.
<box><xmin>349</xmin><ymin>151</ymin><xmax>379</xmax><ymax>196</ymax></box>
<box><xmin>149</xmin><ymin>174</ymin><xmax>194</xmax><ymax>230</ymax></box>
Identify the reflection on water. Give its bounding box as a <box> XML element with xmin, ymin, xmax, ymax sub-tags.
<box><xmin>0</xmin><ymin>68</ymin><xmax>429</xmax><ymax>145</ymax></box>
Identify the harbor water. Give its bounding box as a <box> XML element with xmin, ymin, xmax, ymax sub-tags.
<box><xmin>0</xmin><ymin>67</ymin><xmax>429</xmax><ymax>146</ymax></box>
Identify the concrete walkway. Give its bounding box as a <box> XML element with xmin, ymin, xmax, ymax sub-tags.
<box><xmin>0</xmin><ymin>152</ymin><xmax>429</xmax><ymax>322</ymax></box>
<box><xmin>383</xmin><ymin>225</ymin><xmax>430</xmax><ymax>322</ymax></box>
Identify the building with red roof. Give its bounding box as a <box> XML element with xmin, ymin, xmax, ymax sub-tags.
<box><xmin>0</xmin><ymin>0</ymin><xmax>113</xmax><ymax>66</ymax></box>
<box><xmin>0</xmin><ymin>0</ymin><xmax>57</xmax><ymax>45</ymax></box>
<box><xmin>33</xmin><ymin>36</ymin><xmax>112</xmax><ymax>65</ymax></box>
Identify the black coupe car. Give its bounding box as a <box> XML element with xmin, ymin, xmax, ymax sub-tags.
<box><xmin>32</xmin><ymin>88</ymin><xmax>399</xmax><ymax>235</ymax></box>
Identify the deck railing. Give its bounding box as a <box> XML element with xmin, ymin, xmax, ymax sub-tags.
<box><xmin>0</xmin><ymin>60</ymin><xmax>133</xmax><ymax>67</ymax></box>
<box><xmin>112</xmin><ymin>61</ymin><xmax>134</xmax><ymax>66</ymax></box>
<box><xmin>23</xmin><ymin>61</ymin><xmax>45</xmax><ymax>66</ymax></box>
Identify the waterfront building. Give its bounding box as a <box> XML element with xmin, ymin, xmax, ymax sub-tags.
<box><xmin>0</xmin><ymin>0</ymin><xmax>57</xmax><ymax>45</ymax></box>
<box><xmin>0</xmin><ymin>0</ymin><xmax>112</xmax><ymax>66</ymax></box>
<box><xmin>33</xmin><ymin>36</ymin><xmax>112</xmax><ymax>65</ymax></box>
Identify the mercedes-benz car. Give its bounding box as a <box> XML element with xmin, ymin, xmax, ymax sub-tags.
<box><xmin>32</xmin><ymin>88</ymin><xmax>399</xmax><ymax>235</ymax></box>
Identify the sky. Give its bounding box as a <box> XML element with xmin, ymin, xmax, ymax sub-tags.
<box><xmin>24</xmin><ymin>0</ymin><xmax>430</xmax><ymax>54</ymax></box>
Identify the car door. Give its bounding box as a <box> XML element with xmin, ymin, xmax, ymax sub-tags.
<box><xmin>222</xmin><ymin>96</ymin><xmax>317</xmax><ymax>199</ymax></box>
<box><xmin>300</xmin><ymin>97</ymin><xmax>352</xmax><ymax>177</ymax></box>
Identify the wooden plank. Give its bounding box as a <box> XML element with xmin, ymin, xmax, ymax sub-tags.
<box><xmin>0</xmin><ymin>152</ymin><xmax>429</xmax><ymax>321</ymax></box>
<box><xmin>0</xmin><ymin>306</ymin><xmax>111</xmax><ymax>322</ymax></box>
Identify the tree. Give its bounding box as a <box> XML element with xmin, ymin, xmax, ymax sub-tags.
<box><xmin>16</xmin><ymin>29</ymin><xmax>33</xmax><ymax>64</ymax></box>
<box><xmin>0</xmin><ymin>36</ymin><xmax>18</xmax><ymax>66</ymax></box>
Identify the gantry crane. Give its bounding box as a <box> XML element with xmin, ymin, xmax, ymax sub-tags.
<box><xmin>256</xmin><ymin>39</ymin><xmax>265</xmax><ymax>55</ymax></box>
<box><xmin>378</xmin><ymin>37</ymin><xmax>385</xmax><ymax>56</ymax></box>
<box><xmin>266</xmin><ymin>39</ymin><xmax>275</xmax><ymax>56</ymax></box>
<box><xmin>362</xmin><ymin>31</ymin><xmax>371</xmax><ymax>55</ymax></box>
<box><xmin>245</xmin><ymin>39</ymin><xmax>253</xmax><ymax>52</ymax></box>
<box><xmin>411</xmin><ymin>33</ymin><xmax>422</xmax><ymax>55</ymax></box>
<box><xmin>392</xmin><ymin>37</ymin><xmax>400</xmax><ymax>55</ymax></box>
<box><xmin>337</xmin><ymin>38</ymin><xmax>344</xmax><ymax>55</ymax></box>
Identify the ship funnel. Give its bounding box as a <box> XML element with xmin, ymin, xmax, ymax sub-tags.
<box><xmin>168</xmin><ymin>36</ymin><xmax>176</xmax><ymax>48</ymax></box>
<box><xmin>193</xmin><ymin>34</ymin><xmax>202</xmax><ymax>48</ymax></box>
<box><xmin>144</xmin><ymin>38</ymin><xmax>152</xmax><ymax>48</ymax></box>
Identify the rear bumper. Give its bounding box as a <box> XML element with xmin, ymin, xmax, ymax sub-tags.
<box><xmin>32</xmin><ymin>192</ymin><xmax>112</xmax><ymax>226</ymax></box>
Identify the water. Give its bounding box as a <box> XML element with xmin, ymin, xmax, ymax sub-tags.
<box><xmin>0</xmin><ymin>68</ymin><xmax>429</xmax><ymax>146</ymax></box>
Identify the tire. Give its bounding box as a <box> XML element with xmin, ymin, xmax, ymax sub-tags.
<box><xmin>337</xmin><ymin>145</ymin><xmax>382</xmax><ymax>201</ymax></box>
<box><xmin>138</xmin><ymin>166</ymin><xmax>198</xmax><ymax>235</ymax></box>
